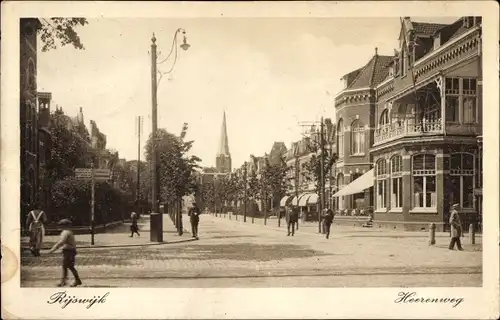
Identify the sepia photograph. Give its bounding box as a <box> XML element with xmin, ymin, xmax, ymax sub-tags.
<box><xmin>2</xmin><ymin>1</ymin><xmax>499</xmax><ymax>319</ymax></box>
<box><xmin>18</xmin><ymin>15</ymin><xmax>484</xmax><ymax>288</ymax></box>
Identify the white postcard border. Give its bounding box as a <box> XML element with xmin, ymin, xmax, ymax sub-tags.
<box><xmin>1</xmin><ymin>1</ymin><xmax>499</xmax><ymax>319</ymax></box>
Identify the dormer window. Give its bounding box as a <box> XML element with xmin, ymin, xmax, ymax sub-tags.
<box><xmin>342</xmin><ymin>77</ymin><xmax>348</xmax><ymax>89</ymax></box>
<box><xmin>433</xmin><ymin>34</ymin><xmax>441</xmax><ymax>50</ymax></box>
<box><xmin>463</xmin><ymin>16</ymin><xmax>474</xmax><ymax>28</ymax></box>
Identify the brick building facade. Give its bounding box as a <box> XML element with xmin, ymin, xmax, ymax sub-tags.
<box><xmin>20</xmin><ymin>18</ymin><xmax>42</xmax><ymax>219</ymax></box>
<box><xmin>334</xmin><ymin>17</ymin><xmax>483</xmax><ymax>231</ymax></box>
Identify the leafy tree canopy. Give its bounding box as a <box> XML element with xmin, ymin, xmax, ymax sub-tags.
<box><xmin>38</xmin><ymin>18</ymin><xmax>88</xmax><ymax>52</ymax></box>
<box><xmin>145</xmin><ymin>125</ymin><xmax>201</xmax><ymax>203</ymax></box>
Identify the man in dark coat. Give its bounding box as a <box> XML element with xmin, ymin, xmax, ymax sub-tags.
<box><xmin>286</xmin><ymin>205</ymin><xmax>299</xmax><ymax>236</ymax></box>
<box><xmin>188</xmin><ymin>201</ymin><xmax>201</xmax><ymax>239</ymax></box>
<box><xmin>448</xmin><ymin>203</ymin><xmax>464</xmax><ymax>251</ymax></box>
<box><xmin>322</xmin><ymin>208</ymin><xmax>335</xmax><ymax>239</ymax></box>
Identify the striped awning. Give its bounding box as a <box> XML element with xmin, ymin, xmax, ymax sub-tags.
<box><xmin>298</xmin><ymin>193</ymin><xmax>313</xmax><ymax>206</ymax></box>
<box><xmin>307</xmin><ymin>194</ymin><xmax>319</xmax><ymax>205</ymax></box>
<box><xmin>333</xmin><ymin>169</ymin><xmax>374</xmax><ymax>197</ymax></box>
<box><xmin>280</xmin><ymin>196</ymin><xmax>290</xmax><ymax>207</ymax></box>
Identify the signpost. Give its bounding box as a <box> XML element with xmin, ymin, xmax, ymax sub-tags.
<box><xmin>75</xmin><ymin>166</ymin><xmax>111</xmax><ymax>245</ymax></box>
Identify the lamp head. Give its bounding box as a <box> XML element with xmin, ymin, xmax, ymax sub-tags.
<box><xmin>180</xmin><ymin>35</ymin><xmax>190</xmax><ymax>51</ymax></box>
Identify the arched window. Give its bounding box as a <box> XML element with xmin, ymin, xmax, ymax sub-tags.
<box><xmin>351</xmin><ymin>120</ymin><xmax>365</xmax><ymax>155</ymax></box>
<box><xmin>412</xmin><ymin>154</ymin><xmax>436</xmax><ymax>208</ymax></box>
<box><xmin>336</xmin><ymin>173</ymin><xmax>344</xmax><ymax>210</ymax></box>
<box><xmin>337</xmin><ymin>119</ymin><xmax>344</xmax><ymax>158</ymax></box>
<box><xmin>376</xmin><ymin>159</ymin><xmax>388</xmax><ymax>210</ymax></box>
<box><xmin>390</xmin><ymin>155</ymin><xmax>403</xmax><ymax>208</ymax></box>
<box><xmin>449</xmin><ymin>153</ymin><xmax>474</xmax><ymax>209</ymax></box>
<box><xmin>380</xmin><ymin>109</ymin><xmax>390</xmax><ymax>128</ymax></box>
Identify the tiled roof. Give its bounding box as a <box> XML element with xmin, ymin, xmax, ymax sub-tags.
<box><xmin>412</xmin><ymin>22</ymin><xmax>448</xmax><ymax>36</ymax></box>
<box><xmin>348</xmin><ymin>54</ymin><xmax>393</xmax><ymax>89</ymax></box>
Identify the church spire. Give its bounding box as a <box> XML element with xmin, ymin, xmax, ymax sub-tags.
<box><xmin>216</xmin><ymin>111</ymin><xmax>231</xmax><ymax>173</ymax></box>
<box><xmin>217</xmin><ymin>111</ymin><xmax>230</xmax><ymax>156</ymax></box>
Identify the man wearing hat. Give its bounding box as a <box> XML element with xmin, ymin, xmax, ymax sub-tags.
<box><xmin>48</xmin><ymin>219</ymin><xmax>82</xmax><ymax>287</ymax></box>
<box><xmin>448</xmin><ymin>203</ymin><xmax>464</xmax><ymax>251</ymax></box>
<box><xmin>188</xmin><ymin>200</ymin><xmax>201</xmax><ymax>239</ymax></box>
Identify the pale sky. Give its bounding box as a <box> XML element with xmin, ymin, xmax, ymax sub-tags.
<box><xmin>37</xmin><ymin>17</ymin><xmax>458</xmax><ymax>169</ymax></box>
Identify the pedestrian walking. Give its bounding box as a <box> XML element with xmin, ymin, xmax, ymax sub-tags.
<box><xmin>25</xmin><ymin>203</ymin><xmax>47</xmax><ymax>257</ymax></box>
<box><xmin>448</xmin><ymin>203</ymin><xmax>464</xmax><ymax>251</ymax></box>
<box><xmin>322</xmin><ymin>208</ymin><xmax>335</xmax><ymax>239</ymax></box>
<box><xmin>286</xmin><ymin>205</ymin><xmax>298</xmax><ymax>236</ymax></box>
<box><xmin>188</xmin><ymin>201</ymin><xmax>201</xmax><ymax>239</ymax></box>
<box><xmin>129</xmin><ymin>212</ymin><xmax>140</xmax><ymax>237</ymax></box>
<box><xmin>48</xmin><ymin>219</ymin><xmax>82</xmax><ymax>287</ymax></box>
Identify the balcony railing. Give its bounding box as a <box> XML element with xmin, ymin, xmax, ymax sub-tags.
<box><xmin>374</xmin><ymin>120</ymin><xmax>443</xmax><ymax>144</ymax></box>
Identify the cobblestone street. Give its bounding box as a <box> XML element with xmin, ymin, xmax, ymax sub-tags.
<box><xmin>21</xmin><ymin>214</ymin><xmax>482</xmax><ymax>287</ymax></box>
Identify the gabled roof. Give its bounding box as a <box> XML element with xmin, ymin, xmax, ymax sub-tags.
<box><xmin>347</xmin><ymin>52</ymin><xmax>393</xmax><ymax>89</ymax></box>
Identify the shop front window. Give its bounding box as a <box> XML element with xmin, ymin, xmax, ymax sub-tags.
<box><xmin>391</xmin><ymin>155</ymin><xmax>403</xmax><ymax>208</ymax></box>
<box><xmin>412</xmin><ymin>154</ymin><xmax>436</xmax><ymax>209</ymax></box>
<box><xmin>449</xmin><ymin>153</ymin><xmax>475</xmax><ymax>209</ymax></box>
<box><xmin>376</xmin><ymin>159</ymin><xmax>388</xmax><ymax>210</ymax></box>
<box><xmin>337</xmin><ymin>119</ymin><xmax>344</xmax><ymax>158</ymax></box>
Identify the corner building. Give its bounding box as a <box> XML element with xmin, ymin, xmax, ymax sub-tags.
<box><xmin>334</xmin><ymin>17</ymin><xmax>482</xmax><ymax>231</ymax></box>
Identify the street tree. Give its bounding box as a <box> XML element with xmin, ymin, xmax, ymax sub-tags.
<box><xmin>247</xmin><ymin>168</ymin><xmax>260</xmax><ymax>217</ymax></box>
<box><xmin>145</xmin><ymin>125</ymin><xmax>201</xmax><ymax>206</ymax></box>
<box><xmin>304</xmin><ymin>137</ymin><xmax>338</xmax><ymax>205</ymax></box>
<box><xmin>45</xmin><ymin>109</ymin><xmax>92</xmax><ymax>182</ymax></box>
<box><xmin>38</xmin><ymin>18</ymin><xmax>88</xmax><ymax>52</ymax></box>
<box><xmin>262</xmin><ymin>156</ymin><xmax>289</xmax><ymax>214</ymax></box>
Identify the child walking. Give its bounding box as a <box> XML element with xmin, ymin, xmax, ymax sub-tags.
<box><xmin>48</xmin><ymin>219</ymin><xmax>82</xmax><ymax>287</ymax></box>
<box><xmin>129</xmin><ymin>212</ymin><xmax>140</xmax><ymax>237</ymax></box>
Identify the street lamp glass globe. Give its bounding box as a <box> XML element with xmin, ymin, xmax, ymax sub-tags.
<box><xmin>180</xmin><ymin>36</ymin><xmax>190</xmax><ymax>51</ymax></box>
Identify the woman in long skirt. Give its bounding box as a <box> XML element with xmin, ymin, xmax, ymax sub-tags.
<box><xmin>26</xmin><ymin>205</ymin><xmax>47</xmax><ymax>257</ymax></box>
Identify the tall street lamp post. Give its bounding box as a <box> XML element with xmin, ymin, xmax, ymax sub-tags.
<box><xmin>150</xmin><ymin>29</ymin><xmax>190</xmax><ymax>242</ymax></box>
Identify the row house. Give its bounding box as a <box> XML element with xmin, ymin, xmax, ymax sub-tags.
<box><xmin>280</xmin><ymin>120</ymin><xmax>336</xmax><ymax>220</ymax></box>
<box><xmin>333</xmin><ymin>17</ymin><xmax>482</xmax><ymax>231</ymax></box>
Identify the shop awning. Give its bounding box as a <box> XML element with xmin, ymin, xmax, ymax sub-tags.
<box><xmin>307</xmin><ymin>194</ymin><xmax>319</xmax><ymax>205</ymax></box>
<box><xmin>333</xmin><ymin>169</ymin><xmax>374</xmax><ymax>197</ymax></box>
<box><xmin>280</xmin><ymin>196</ymin><xmax>290</xmax><ymax>207</ymax></box>
<box><xmin>291</xmin><ymin>196</ymin><xmax>299</xmax><ymax>206</ymax></box>
<box><xmin>298</xmin><ymin>193</ymin><xmax>313</xmax><ymax>206</ymax></box>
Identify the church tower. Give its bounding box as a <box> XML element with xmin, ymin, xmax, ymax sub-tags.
<box><xmin>216</xmin><ymin>111</ymin><xmax>232</xmax><ymax>173</ymax></box>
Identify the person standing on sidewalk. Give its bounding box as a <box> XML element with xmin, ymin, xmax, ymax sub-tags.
<box><xmin>129</xmin><ymin>212</ymin><xmax>140</xmax><ymax>237</ymax></box>
<box><xmin>322</xmin><ymin>208</ymin><xmax>335</xmax><ymax>239</ymax></box>
<box><xmin>188</xmin><ymin>201</ymin><xmax>201</xmax><ymax>239</ymax></box>
<box><xmin>286</xmin><ymin>204</ymin><xmax>298</xmax><ymax>236</ymax></box>
<box><xmin>448</xmin><ymin>204</ymin><xmax>464</xmax><ymax>251</ymax></box>
<box><xmin>48</xmin><ymin>219</ymin><xmax>82</xmax><ymax>287</ymax></box>
<box><xmin>26</xmin><ymin>203</ymin><xmax>47</xmax><ymax>257</ymax></box>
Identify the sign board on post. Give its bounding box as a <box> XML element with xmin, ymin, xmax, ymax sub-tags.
<box><xmin>74</xmin><ymin>167</ymin><xmax>112</xmax><ymax>246</ymax></box>
<box><xmin>75</xmin><ymin>168</ymin><xmax>92</xmax><ymax>179</ymax></box>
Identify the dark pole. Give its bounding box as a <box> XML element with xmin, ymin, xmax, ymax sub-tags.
<box><xmin>214</xmin><ymin>175</ymin><xmax>217</xmax><ymax>216</ymax></box>
<box><xmin>150</xmin><ymin>33</ymin><xmax>163</xmax><ymax>242</ymax></box>
<box><xmin>263</xmin><ymin>158</ymin><xmax>268</xmax><ymax>226</ymax></box>
<box><xmin>319</xmin><ymin>117</ymin><xmax>325</xmax><ymax>233</ymax></box>
<box><xmin>243</xmin><ymin>163</ymin><xmax>247</xmax><ymax>222</ymax></box>
<box><xmin>295</xmin><ymin>152</ymin><xmax>300</xmax><ymax>229</ymax></box>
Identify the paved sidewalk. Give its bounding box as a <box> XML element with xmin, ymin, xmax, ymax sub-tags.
<box><xmin>21</xmin><ymin>213</ymin><xmax>482</xmax><ymax>287</ymax></box>
<box><xmin>21</xmin><ymin>214</ymin><xmax>192</xmax><ymax>250</ymax></box>
<box><xmin>212</xmin><ymin>212</ymin><xmax>483</xmax><ymax>239</ymax></box>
